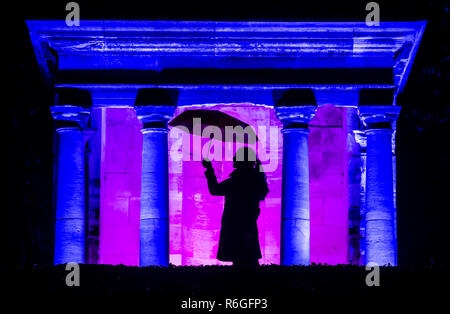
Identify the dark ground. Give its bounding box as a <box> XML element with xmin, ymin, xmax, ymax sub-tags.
<box><xmin>5</xmin><ymin>264</ymin><xmax>447</xmax><ymax>310</ymax></box>
<box><xmin>3</xmin><ymin>0</ymin><xmax>449</xmax><ymax>304</ymax></box>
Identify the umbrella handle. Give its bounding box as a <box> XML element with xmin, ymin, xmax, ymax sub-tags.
<box><xmin>205</xmin><ymin>134</ymin><xmax>214</xmax><ymax>161</ymax></box>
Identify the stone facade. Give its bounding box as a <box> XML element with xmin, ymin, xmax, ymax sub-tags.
<box><xmin>26</xmin><ymin>20</ymin><xmax>426</xmax><ymax>266</ymax></box>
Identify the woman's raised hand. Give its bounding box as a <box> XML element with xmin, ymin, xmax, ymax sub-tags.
<box><xmin>202</xmin><ymin>159</ymin><xmax>213</xmax><ymax>170</ymax></box>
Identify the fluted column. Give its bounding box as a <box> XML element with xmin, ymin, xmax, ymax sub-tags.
<box><xmin>354</xmin><ymin>130</ymin><xmax>367</xmax><ymax>265</ymax></box>
<box><xmin>52</xmin><ymin>103</ymin><xmax>90</xmax><ymax>265</ymax></box>
<box><xmin>358</xmin><ymin>105</ymin><xmax>400</xmax><ymax>266</ymax></box>
<box><xmin>135</xmin><ymin>89</ymin><xmax>177</xmax><ymax>267</ymax></box>
<box><xmin>275</xmin><ymin>90</ymin><xmax>316</xmax><ymax>265</ymax></box>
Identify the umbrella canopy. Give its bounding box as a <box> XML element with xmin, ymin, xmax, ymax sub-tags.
<box><xmin>168</xmin><ymin>109</ymin><xmax>258</xmax><ymax>144</ymax></box>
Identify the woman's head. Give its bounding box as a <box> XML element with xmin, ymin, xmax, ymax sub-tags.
<box><xmin>232</xmin><ymin>147</ymin><xmax>269</xmax><ymax>200</ymax></box>
<box><xmin>233</xmin><ymin>147</ymin><xmax>257</xmax><ymax>169</ymax></box>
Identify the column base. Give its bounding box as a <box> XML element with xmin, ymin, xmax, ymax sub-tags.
<box><xmin>281</xmin><ymin>218</ymin><xmax>310</xmax><ymax>265</ymax></box>
<box><xmin>54</xmin><ymin>218</ymin><xmax>85</xmax><ymax>264</ymax></box>
<box><xmin>140</xmin><ymin>218</ymin><xmax>169</xmax><ymax>267</ymax></box>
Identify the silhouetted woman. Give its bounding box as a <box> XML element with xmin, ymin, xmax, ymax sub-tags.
<box><xmin>202</xmin><ymin>147</ymin><xmax>269</xmax><ymax>267</ymax></box>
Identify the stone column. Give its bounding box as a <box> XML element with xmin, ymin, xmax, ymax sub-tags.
<box><xmin>135</xmin><ymin>90</ymin><xmax>177</xmax><ymax>267</ymax></box>
<box><xmin>358</xmin><ymin>105</ymin><xmax>400</xmax><ymax>266</ymax></box>
<box><xmin>391</xmin><ymin>122</ymin><xmax>398</xmax><ymax>247</ymax></box>
<box><xmin>354</xmin><ymin>130</ymin><xmax>367</xmax><ymax>265</ymax></box>
<box><xmin>275</xmin><ymin>90</ymin><xmax>316</xmax><ymax>265</ymax></box>
<box><xmin>51</xmin><ymin>104</ymin><xmax>90</xmax><ymax>265</ymax></box>
<box><xmin>347</xmin><ymin>107</ymin><xmax>363</xmax><ymax>265</ymax></box>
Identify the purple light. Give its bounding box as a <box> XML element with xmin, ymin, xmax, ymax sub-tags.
<box><xmin>99</xmin><ymin>108</ymin><xmax>142</xmax><ymax>266</ymax></box>
<box><xmin>309</xmin><ymin>104</ymin><xmax>349</xmax><ymax>265</ymax></box>
<box><xmin>168</xmin><ymin>104</ymin><xmax>283</xmax><ymax>265</ymax></box>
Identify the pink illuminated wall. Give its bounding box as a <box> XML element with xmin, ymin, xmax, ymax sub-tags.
<box><xmin>168</xmin><ymin>104</ymin><xmax>283</xmax><ymax>265</ymax></box>
<box><xmin>309</xmin><ymin>104</ymin><xmax>349</xmax><ymax>264</ymax></box>
<box><xmin>99</xmin><ymin>108</ymin><xmax>142</xmax><ymax>266</ymax></box>
<box><xmin>97</xmin><ymin>104</ymin><xmax>349</xmax><ymax>266</ymax></box>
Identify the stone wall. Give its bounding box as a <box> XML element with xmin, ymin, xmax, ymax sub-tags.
<box><xmin>98</xmin><ymin>108</ymin><xmax>142</xmax><ymax>265</ymax></box>
<box><xmin>91</xmin><ymin>105</ymin><xmax>352</xmax><ymax>266</ymax></box>
<box><xmin>168</xmin><ymin>104</ymin><xmax>283</xmax><ymax>265</ymax></box>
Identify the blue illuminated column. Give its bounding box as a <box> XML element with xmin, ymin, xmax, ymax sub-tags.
<box><xmin>358</xmin><ymin>105</ymin><xmax>400</xmax><ymax>266</ymax></box>
<box><xmin>354</xmin><ymin>130</ymin><xmax>367</xmax><ymax>265</ymax></box>
<box><xmin>276</xmin><ymin>103</ymin><xmax>317</xmax><ymax>265</ymax></box>
<box><xmin>51</xmin><ymin>104</ymin><xmax>90</xmax><ymax>265</ymax></box>
<box><xmin>135</xmin><ymin>97</ymin><xmax>176</xmax><ymax>267</ymax></box>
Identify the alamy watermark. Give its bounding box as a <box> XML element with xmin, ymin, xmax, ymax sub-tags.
<box><xmin>65</xmin><ymin>262</ymin><xmax>80</xmax><ymax>287</ymax></box>
<box><xmin>65</xmin><ymin>2</ymin><xmax>80</xmax><ymax>27</ymax></box>
<box><xmin>365</xmin><ymin>2</ymin><xmax>380</xmax><ymax>26</ymax></box>
<box><xmin>365</xmin><ymin>262</ymin><xmax>380</xmax><ymax>287</ymax></box>
<box><xmin>169</xmin><ymin>118</ymin><xmax>281</xmax><ymax>173</ymax></box>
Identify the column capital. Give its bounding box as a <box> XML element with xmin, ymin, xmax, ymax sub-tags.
<box><xmin>52</xmin><ymin>87</ymin><xmax>91</xmax><ymax>128</ymax></box>
<box><xmin>51</xmin><ymin>105</ymin><xmax>91</xmax><ymax>129</ymax></box>
<box><xmin>135</xmin><ymin>105</ymin><xmax>176</xmax><ymax>128</ymax></box>
<box><xmin>358</xmin><ymin>105</ymin><xmax>401</xmax><ymax>130</ymax></box>
<box><xmin>275</xmin><ymin>105</ymin><xmax>317</xmax><ymax>127</ymax></box>
<box><xmin>134</xmin><ymin>88</ymin><xmax>178</xmax><ymax>128</ymax></box>
<box><xmin>353</xmin><ymin>130</ymin><xmax>367</xmax><ymax>151</ymax></box>
<box><xmin>274</xmin><ymin>88</ymin><xmax>316</xmax><ymax>128</ymax></box>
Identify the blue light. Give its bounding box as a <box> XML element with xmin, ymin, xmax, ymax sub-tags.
<box><xmin>280</xmin><ymin>128</ymin><xmax>312</xmax><ymax>265</ymax></box>
<box><xmin>54</xmin><ymin>127</ymin><xmax>85</xmax><ymax>265</ymax></box>
<box><xmin>365</xmin><ymin>129</ymin><xmax>397</xmax><ymax>265</ymax></box>
<box><xmin>27</xmin><ymin>20</ymin><xmax>426</xmax><ymax>93</ymax></box>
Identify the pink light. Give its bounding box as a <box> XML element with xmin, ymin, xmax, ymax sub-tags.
<box><xmin>169</xmin><ymin>104</ymin><xmax>283</xmax><ymax>265</ymax></box>
<box><xmin>98</xmin><ymin>104</ymin><xmax>349</xmax><ymax>266</ymax></box>
<box><xmin>99</xmin><ymin>108</ymin><xmax>142</xmax><ymax>266</ymax></box>
<box><xmin>309</xmin><ymin>104</ymin><xmax>349</xmax><ymax>265</ymax></box>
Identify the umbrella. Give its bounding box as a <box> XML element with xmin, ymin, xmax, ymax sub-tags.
<box><xmin>168</xmin><ymin>109</ymin><xmax>258</xmax><ymax>159</ymax></box>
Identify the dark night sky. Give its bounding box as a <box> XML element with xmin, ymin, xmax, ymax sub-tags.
<box><xmin>4</xmin><ymin>0</ymin><xmax>449</xmax><ymax>268</ymax></box>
